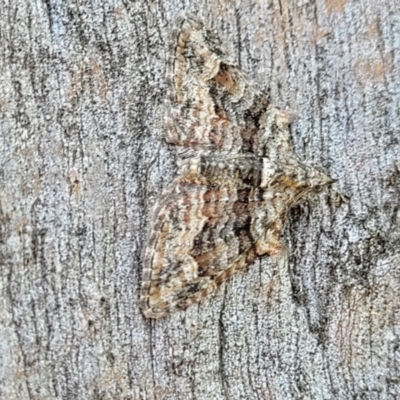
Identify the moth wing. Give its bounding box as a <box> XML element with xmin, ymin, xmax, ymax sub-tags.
<box><xmin>140</xmin><ymin>179</ymin><xmax>276</xmax><ymax>318</ymax></box>
<box><xmin>165</xmin><ymin>17</ymin><xmax>269</xmax><ymax>154</ymax></box>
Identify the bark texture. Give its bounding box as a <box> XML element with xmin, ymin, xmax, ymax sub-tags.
<box><xmin>1</xmin><ymin>1</ymin><xmax>399</xmax><ymax>399</ymax></box>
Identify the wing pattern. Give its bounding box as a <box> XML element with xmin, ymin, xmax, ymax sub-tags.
<box><xmin>141</xmin><ymin>18</ymin><xmax>331</xmax><ymax>318</ymax></box>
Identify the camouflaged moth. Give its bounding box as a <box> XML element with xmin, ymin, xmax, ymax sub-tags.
<box><xmin>140</xmin><ymin>18</ymin><xmax>331</xmax><ymax>318</ymax></box>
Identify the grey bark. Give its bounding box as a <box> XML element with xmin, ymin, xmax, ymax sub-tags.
<box><xmin>1</xmin><ymin>1</ymin><xmax>399</xmax><ymax>399</ymax></box>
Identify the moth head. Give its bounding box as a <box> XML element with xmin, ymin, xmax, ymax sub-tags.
<box><xmin>260</xmin><ymin>158</ymin><xmax>333</xmax><ymax>194</ymax></box>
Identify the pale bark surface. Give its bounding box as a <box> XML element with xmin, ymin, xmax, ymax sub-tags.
<box><xmin>1</xmin><ymin>1</ymin><xmax>399</xmax><ymax>399</ymax></box>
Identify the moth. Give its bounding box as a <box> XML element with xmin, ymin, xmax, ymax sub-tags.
<box><xmin>140</xmin><ymin>18</ymin><xmax>332</xmax><ymax>318</ymax></box>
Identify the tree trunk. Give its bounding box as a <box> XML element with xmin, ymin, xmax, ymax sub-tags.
<box><xmin>1</xmin><ymin>1</ymin><xmax>399</xmax><ymax>399</ymax></box>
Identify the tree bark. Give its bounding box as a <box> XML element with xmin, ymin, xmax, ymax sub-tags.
<box><xmin>1</xmin><ymin>1</ymin><xmax>399</xmax><ymax>399</ymax></box>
